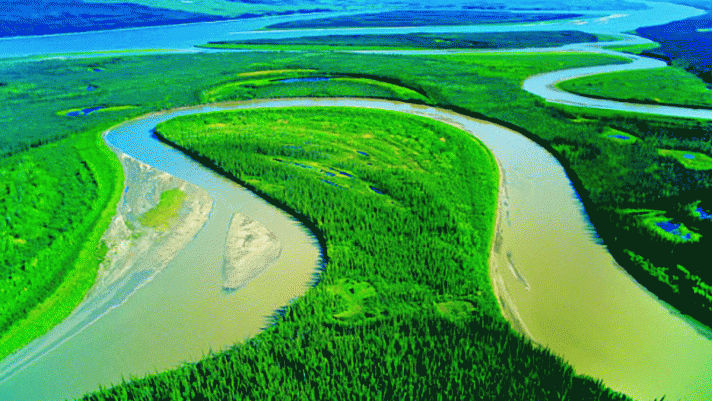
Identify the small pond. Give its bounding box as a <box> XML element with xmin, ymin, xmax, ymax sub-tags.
<box><xmin>655</xmin><ymin>221</ymin><xmax>691</xmax><ymax>240</ymax></box>
<box><xmin>696</xmin><ymin>207</ymin><xmax>712</xmax><ymax>220</ymax></box>
<box><xmin>279</xmin><ymin>77</ymin><xmax>330</xmax><ymax>84</ymax></box>
<box><xmin>66</xmin><ymin>106</ymin><xmax>105</xmax><ymax>116</ymax></box>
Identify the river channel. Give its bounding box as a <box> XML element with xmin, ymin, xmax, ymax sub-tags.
<box><xmin>1</xmin><ymin>1</ymin><xmax>712</xmax><ymax>400</ymax></box>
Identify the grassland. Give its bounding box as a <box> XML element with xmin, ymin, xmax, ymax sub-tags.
<box><xmin>602</xmin><ymin>42</ymin><xmax>661</xmax><ymax>54</ymax></box>
<box><xmin>138</xmin><ymin>189</ymin><xmax>187</xmax><ymax>231</ymax></box>
<box><xmin>202</xmin><ymin>31</ymin><xmax>602</xmax><ymax>51</ymax></box>
<box><xmin>600</xmin><ymin>127</ymin><xmax>638</xmax><ymax>143</ymax></box>
<box><xmin>557</xmin><ymin>66</ymin><xmax>712</xmax><ymax>109</ymax></box>
<box><xmin>2</xmin><ymin>47</ymin><xmax>710</xmax><ymax>398</ymax></box>
<box><xmin>57</xmin><ymin>105</ymin><xmax>137</xmax><ymax>117</ymax></box>
<box><xmin>78</xmin><ymin>107</ymin><xmax>632</xmax><ymax>400</ymax></box>
<box><xmin>201</xmin><ymin>75</ymin><xmax>429</xmax><ymax>104</ymax></box>
<box><xmin>657</xmin><ymin>148</ymin><xmax>712</xmax><ymax>170</ymax></box>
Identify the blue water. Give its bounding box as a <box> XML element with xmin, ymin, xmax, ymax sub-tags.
<box><xmin>279</xmin><ymin>77</ymin><xmax>330</xmax><ymax>83</ymax></box>
<box><xmin>608</xmin><ymin>134</ymin><xmax>630</xmax><ymax>140</ymax></box>
<box><xmin>357</xmin><ymin>151</ymin><xmax>368</xmax><ymax>156</ymax></box>
<box><xmin>67</xmin><ymin>105</ymin><xmax>105</xmax><ymax>116</ymax></box>
<box><xmin>83</xmin><ymin>106</ymin><xmax>105</xmax><ymax>114</ymax></box>
<box><xmin>86</xmin><ymin>85</ymin><xmax>96</xmax><ymax>91</ymax></box>
<box><xmin>370</xmin><ymin>186</ymin><xmax>383</xmax><ymax>194</ymax></box>
<box><xmin>656</xmin><ymin>221</ymin><xmax>681</xmax><ymax>234</ymax></box>
<box><xmin>92</xmin><ymin>68</ymin><xmax>103</xmax><ymax>72</ymax></box>
<box><xmin>321</xmin><ymin>179</ymin><xmax>341</xmax><ymax>188</ymax></box>
<box><xmin>696</xmin><ymin>207</ymin><xmax>712</xmax><ymax>220</ymax></box>
<box><xmin>339</xmin><ymin>171</ymin><xmax>352</xmax><ymax>177</ymax></box>
<box><xmin>684</xmin><ymin>154</ymin><xmax>696</xmax><ymax>159</ymax></box>
<box><xmin>655</xmin><ymin>221</ymin><xmax>692</xmax><ymax>240</ymax></box>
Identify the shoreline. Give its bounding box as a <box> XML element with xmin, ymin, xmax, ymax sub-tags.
<box><xmin>415</xmin><ymin>112</ymin><xmax>536</xmax><ymax>341</ymax></box>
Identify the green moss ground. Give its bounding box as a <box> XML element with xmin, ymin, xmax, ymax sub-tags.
<box><xmin>657</xmin><ymin>148</ymin><xmax>712</xmax><ymax>170</ymax></box>
<box><xmin>138</xmin><ymin>188</ymin><xmax>187</xmax><ymax>231</ymax></box>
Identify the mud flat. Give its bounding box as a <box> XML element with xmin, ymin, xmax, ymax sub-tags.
<box><xmin>223</xmin><ymin>213</ymin><xmax>282</xmax><ymax>291</ymax></box>
<box><xmin>93</xmin><ymin>153</ymin><xmax>213</xmax><ymax>295</ymax></box>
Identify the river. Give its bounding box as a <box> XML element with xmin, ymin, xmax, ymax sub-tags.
<box><xmin>1</xmin><ymin>1</ymin><xmax>711</xmax><ymax>400</ymax></box>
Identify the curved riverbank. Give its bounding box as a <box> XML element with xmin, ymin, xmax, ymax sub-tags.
<box><xmin>522</xmin><ymin>46</ymin><xmax>712</xmax><ymax>119</ymax></box>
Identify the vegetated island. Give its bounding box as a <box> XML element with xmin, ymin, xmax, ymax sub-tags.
<box><xmin>79</xmin><ymin>106</ymin><xmax>633</xmax><ymax>400</ymax></box>
<box><xmin>557</xmin><ymin>66</ymin><xmax>712</xmax><ymax>110</ymax></box>
<box><xmin>201</xmin><ymin>31</ymin><xmax>603</xmax><ymax>51</ymax></box>
<box><xmin>262</xmin><ymin>9</ymin><xmax>583</xmax><ymax>30</ymax></box>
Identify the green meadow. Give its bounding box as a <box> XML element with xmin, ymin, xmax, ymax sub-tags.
<box><xmin>557</xmin><ymin>66</ymin><xmax>712</xmax><ymax>109</ymax></box>
<box><xmin>602</xmin><ymin>41</ymin><xmax>661</xmax><ymax>54</ymax></box>
<box><xmin>0</xmin><ymin>127</ymin><xmax>124</xmax><ymax>360</ymax></box>
<box><xmin>201</xmin><ymin>75</ymin><xmax>429</xmax><ymax>104</ymax></box>
<box><xmin>657</xmin><ymin>148</ymin><xmax>712</xmax><ymax>170</ymax></box>
<box><xmin>201</xmin><ymin>31</ymin><xmax>602</xmax><ymax>52</ymax></box>
<box><xmin>138</xmin><ymin>189</ymin><xmax>188</xmax><ymax>231</ymax></box>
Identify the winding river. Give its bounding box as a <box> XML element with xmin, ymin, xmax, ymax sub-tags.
<box><xmin>1</xmin><ymin>1</ymin><xmax>712</xmax><ymax>400</ymax></box>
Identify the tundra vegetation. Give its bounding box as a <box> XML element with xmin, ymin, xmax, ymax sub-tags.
<box><xmin>261</xmin><ymin>10</ymin><xmax>583</xmax><ymax>30</ymax></box>
<box><xmin>0</xmin><ymin>31</ymin><xmax>708</xmax><ymax>398</ymax></box>
<box><xmin>557</xmin><ymin>66</ymin><xmax>712</xmax><ymax>109</ymax></box>
<box><xmin>201</xmin><ymin>31</ymin><xmax>603</xmax><ymax>51</ymax></box>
